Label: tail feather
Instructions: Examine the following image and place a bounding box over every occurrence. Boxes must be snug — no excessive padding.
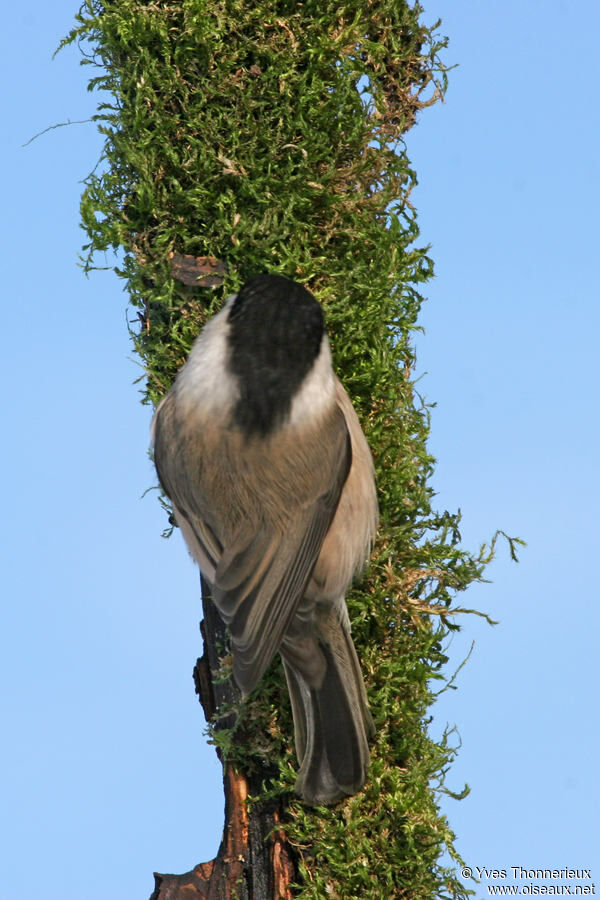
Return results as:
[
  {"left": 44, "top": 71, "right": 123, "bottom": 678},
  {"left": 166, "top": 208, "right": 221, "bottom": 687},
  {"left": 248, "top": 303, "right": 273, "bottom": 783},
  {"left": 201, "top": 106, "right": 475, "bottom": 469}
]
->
[{"left": 281, "top": 606, "right": 373, "bottom": 806}]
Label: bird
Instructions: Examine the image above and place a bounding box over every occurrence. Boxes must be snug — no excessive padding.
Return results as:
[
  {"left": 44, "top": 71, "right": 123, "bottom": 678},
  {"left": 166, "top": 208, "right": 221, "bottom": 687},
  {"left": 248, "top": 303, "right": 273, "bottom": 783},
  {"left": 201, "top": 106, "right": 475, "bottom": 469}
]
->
[{"left": 151, "top": 273, "right": 378, "bottom": 805}]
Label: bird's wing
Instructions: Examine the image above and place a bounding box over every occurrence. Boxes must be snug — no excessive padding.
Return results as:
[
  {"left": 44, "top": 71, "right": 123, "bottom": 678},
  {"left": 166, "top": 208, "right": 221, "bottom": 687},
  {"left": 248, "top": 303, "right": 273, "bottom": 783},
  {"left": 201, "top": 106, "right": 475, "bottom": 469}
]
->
[
  {"left": 153, "top": 395, "right": 351, "bottom": 696},
  {"left": 213, "top": 419, "right": 351, "bottom": 694}
]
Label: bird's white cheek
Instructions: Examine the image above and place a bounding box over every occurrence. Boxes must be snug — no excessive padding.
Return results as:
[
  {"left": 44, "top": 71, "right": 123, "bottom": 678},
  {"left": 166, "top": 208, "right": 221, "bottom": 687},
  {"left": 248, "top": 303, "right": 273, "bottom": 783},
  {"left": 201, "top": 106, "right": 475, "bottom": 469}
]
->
[
  {"left": 289, "top": 337, "right": 336, "bottom": 427},
  {"left": 175, "top": 309, "right": 239, "bottom": 419}
]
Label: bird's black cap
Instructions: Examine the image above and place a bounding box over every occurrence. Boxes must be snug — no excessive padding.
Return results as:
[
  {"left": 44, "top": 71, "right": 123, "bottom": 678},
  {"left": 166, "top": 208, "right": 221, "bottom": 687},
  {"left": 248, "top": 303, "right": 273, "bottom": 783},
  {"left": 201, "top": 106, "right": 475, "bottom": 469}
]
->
[{"left": 227, "top": 274, "right": 325, "bottom": 436}]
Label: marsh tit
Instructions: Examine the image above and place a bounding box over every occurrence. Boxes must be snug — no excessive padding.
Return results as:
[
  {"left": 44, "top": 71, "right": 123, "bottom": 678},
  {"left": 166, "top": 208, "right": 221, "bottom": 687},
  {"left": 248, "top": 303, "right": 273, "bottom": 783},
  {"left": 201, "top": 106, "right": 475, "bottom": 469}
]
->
[{"left": 151, "top": 274, "right": 378, "bottom": 805}]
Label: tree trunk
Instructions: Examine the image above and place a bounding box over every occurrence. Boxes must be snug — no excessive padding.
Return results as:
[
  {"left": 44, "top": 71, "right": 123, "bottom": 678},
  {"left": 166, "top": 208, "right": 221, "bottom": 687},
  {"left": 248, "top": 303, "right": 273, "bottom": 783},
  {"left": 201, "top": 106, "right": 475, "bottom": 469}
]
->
[{"left": 150, "top": 576, "right": 297, "bottom": 900}]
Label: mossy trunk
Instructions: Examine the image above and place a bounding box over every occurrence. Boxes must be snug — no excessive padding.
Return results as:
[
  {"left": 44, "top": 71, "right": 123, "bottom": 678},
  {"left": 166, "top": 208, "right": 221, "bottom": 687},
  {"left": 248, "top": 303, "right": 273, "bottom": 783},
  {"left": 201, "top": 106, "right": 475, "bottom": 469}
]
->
[{"left": 64, "top": 2, "right": 512, "bottom": 896}]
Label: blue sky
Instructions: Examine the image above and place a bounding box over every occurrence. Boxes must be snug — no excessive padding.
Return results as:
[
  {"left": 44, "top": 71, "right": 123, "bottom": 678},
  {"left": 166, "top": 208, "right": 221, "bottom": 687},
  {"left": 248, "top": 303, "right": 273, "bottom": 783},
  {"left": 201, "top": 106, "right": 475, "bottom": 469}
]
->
[{"left": 2, "top": 2, "right": 598, "bottom": 898}]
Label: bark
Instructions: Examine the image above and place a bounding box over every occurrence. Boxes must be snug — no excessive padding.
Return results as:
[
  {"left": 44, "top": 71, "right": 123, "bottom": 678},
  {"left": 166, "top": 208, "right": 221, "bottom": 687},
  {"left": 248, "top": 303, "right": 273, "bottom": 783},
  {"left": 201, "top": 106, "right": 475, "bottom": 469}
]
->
[{"left": 150, "top": 576, "right": 298, "bottom": 900}]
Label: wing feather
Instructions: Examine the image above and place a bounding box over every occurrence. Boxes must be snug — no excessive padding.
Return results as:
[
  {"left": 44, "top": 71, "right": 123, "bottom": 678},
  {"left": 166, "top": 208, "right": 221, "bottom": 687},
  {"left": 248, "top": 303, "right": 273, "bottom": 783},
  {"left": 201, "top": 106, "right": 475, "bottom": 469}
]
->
[{"left": 215, "top": 412, "right": 351, "bottom": 694}]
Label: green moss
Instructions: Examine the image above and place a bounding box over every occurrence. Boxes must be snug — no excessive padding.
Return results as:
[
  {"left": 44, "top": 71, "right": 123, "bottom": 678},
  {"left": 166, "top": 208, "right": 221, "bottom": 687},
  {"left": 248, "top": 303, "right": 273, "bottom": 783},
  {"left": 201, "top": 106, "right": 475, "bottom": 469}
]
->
[{"left": 64, "top": 2, "right": 520, "bottom": 896}]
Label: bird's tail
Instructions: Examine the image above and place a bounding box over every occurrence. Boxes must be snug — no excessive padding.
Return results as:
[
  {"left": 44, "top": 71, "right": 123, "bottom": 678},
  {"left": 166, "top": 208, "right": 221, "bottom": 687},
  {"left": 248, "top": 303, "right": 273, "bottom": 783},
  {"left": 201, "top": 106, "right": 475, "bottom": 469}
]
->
[{"left": 281, "top": 605, "right": 374, "bottom": 806}]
